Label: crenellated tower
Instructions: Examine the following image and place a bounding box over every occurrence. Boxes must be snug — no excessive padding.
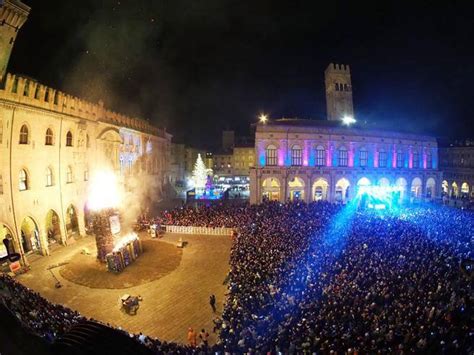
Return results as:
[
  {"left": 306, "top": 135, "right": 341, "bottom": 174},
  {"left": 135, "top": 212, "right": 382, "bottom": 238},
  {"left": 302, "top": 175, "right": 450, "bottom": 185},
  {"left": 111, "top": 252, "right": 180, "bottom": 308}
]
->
[
  {"left": 325, "top": 63, "right": 354, "bottom": 121},
  {"left": 0, "top": 0, "right": 30, "bottom": 81}
]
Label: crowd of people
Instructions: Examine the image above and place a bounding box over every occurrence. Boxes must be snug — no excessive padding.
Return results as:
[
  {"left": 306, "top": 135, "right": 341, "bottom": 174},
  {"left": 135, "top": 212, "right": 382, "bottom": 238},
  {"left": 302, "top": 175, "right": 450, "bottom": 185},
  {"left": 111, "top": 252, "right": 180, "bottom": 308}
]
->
[{"left": 1, "top": 201, "right": 472, "bottom": 353}]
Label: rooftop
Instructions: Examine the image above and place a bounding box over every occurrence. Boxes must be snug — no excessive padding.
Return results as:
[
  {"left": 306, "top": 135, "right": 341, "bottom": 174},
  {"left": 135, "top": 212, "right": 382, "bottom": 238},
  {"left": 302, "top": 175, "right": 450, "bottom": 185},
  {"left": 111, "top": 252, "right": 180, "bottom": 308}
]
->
[{"left": 257, "top": 118, "right": 437, "bottom": 141}]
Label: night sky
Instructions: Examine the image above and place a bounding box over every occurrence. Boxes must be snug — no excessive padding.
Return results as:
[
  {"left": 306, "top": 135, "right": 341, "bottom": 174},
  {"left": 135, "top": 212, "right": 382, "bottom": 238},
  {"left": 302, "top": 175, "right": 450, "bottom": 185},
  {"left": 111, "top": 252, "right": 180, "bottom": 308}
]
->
[{"left": 9, "top": 0, "right": 474, "bottom": 148}]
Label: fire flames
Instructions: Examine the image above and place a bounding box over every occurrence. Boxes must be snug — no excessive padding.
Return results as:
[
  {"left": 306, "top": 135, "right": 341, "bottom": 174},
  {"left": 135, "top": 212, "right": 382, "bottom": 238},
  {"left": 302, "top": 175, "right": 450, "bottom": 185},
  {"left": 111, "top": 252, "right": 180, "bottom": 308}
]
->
[
  {"left": 113, "top": 232, "right": 139, "bottom": 252},
  {"left": 87, "top": 170, "right": 121, "bottom": 211}
]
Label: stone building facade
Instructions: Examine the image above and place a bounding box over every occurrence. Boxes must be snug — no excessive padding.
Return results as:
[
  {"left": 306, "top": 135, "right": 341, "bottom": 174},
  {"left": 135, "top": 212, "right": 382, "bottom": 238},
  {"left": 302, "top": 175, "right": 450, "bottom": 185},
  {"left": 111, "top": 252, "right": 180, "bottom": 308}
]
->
[
  {"left": 439, "top": 142, "right": 474, "bottom": 199},
  {"left": 250, "top": 63, "right": 441, "bottom": 204},
  {"left": 0, "top": 0, "right": 172, "bottom": 263},
  {"left": 232, "top": 146, "right": 256, "bottom": 176},
  {"left": 0, "top": 74, "right": 171, "bottom": 262},
  {"left": 250, "top": 119, "right": 441, "bottom": 204}
]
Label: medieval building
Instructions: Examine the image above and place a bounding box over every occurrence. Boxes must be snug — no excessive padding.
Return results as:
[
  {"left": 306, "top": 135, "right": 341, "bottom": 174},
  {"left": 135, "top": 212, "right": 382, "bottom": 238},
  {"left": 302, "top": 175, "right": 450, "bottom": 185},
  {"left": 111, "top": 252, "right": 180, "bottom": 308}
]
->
[{"left": 0, "top": 0, "right": 171, "bottom": 263}]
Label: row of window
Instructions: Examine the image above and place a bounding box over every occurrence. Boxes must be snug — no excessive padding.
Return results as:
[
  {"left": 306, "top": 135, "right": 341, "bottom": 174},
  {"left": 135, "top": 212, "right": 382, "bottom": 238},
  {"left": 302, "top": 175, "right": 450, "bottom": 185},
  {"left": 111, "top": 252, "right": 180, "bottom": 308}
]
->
[
  {"left": 335, "top": 83, "right": 351, "bottom": 92},
  {"left": 18, "top": 166, "right": 89, "bottom": 191},
  {"left": 265, "top": 145, "right": 434, "bottom": 168},
  {"left": 18, "top": 124, "right": 89, "bottom": 147}
]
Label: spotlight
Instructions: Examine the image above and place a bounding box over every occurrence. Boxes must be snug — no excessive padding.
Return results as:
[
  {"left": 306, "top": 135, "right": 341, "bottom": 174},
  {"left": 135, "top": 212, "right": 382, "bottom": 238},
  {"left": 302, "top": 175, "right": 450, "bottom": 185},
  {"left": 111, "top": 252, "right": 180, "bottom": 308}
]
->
[
  {"left": 342, "top": 115, "right": 356, "bottom": 126},
  {"left": 259, "top": 114, "right": 268, "bottom": 124}
]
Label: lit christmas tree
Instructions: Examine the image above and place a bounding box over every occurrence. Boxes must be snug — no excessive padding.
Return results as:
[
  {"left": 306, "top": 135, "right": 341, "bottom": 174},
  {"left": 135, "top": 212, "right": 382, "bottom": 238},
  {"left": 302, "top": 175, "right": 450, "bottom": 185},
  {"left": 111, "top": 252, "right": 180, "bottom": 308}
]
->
[{"left": 192, "top": 153, "right": 207, "bottom": 190}]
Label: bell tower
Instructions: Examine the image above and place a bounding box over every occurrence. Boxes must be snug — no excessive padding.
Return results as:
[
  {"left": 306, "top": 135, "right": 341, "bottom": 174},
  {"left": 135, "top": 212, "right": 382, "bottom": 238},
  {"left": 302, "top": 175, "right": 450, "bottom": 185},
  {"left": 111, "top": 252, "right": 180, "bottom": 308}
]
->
[
  {"left": 0, "top": 0, "right": 30, "bottom": 81},
  {"left": 325, "top": 63, "right": 354, "bottom": 121}
]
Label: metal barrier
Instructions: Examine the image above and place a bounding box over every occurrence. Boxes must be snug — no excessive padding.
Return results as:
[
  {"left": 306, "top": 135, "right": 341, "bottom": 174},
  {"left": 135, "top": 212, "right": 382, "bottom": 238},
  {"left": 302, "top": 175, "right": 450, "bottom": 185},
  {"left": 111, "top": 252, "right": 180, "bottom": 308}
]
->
[{"left": 163, "top": 225, "right": 234, "bottom": 236}]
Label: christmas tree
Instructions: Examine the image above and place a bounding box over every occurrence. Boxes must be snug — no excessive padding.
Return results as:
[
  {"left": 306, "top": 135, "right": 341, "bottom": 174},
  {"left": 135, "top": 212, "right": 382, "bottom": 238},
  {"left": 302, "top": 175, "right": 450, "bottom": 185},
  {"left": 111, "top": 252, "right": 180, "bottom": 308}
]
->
[{"left": 192, "top": 153, "right": 207, "bottom": 190}]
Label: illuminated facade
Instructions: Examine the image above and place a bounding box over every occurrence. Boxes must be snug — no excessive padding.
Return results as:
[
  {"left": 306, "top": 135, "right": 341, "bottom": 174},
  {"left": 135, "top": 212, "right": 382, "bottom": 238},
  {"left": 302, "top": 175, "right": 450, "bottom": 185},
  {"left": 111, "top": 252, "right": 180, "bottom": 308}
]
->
[
  {"left": 439, "top": 142, "right": 474, "bottom": 199},
  {"left": 232, "top": 146, "right": 255, "bottom": 176},
  {"left": 0, "top": 0, "right": 171, "bottom": 262},
  {"left": 249, "top": 119, "right": 441, "bottom": 204}
]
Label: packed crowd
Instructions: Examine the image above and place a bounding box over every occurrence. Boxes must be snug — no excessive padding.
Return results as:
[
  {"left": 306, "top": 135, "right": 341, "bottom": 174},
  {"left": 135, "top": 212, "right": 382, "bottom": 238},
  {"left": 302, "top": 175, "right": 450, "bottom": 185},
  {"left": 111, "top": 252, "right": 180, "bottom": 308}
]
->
[
  {"left": 1, "top": 201, "right": 473, "bottom": 354},
  {"left": 163, "top": 201, "right": 473, "bottom": 353}
]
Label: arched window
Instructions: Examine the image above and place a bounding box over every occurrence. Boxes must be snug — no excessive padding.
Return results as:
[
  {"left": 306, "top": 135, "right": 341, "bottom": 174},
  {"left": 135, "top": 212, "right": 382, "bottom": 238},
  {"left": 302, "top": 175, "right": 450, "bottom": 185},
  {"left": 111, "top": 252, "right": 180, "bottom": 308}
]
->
[
  {"left": 45, "top": 128, "right": 53, "bottom": 145},
  {"left": 338, "top": 146, "right": 348, "bottom": 167},
  {"left": 378, "top": 149, "right": 387, "bottom": 168},
  {"left": 19, "top": 169, "right": 28, "bottom": 191},
  {"left": 291, "top": 145, "right": 302, "bottom": 166},
  {"left": 265, "top": 145, "right": 277, "bottom": 166},
  {"left": 315, "top": 145, "right": 326, "bottom": 166},
  {"left": 0, "top": 174, "right": 3, "bottom": 195},
  {"left": 396, "top": 149, "right": 404, "bottom": 168},
  {"left": 46, "top": 167, "right": 53, "bottom": 187},
  {"left": 359, "top": 147, "right": 368, "bottom": 167},
  {"left": 86, "top": 134, "right": 90, "bottom": 148},
  {"left": 413, "top": 150, "right": 420, "bottom": 168},
  {"left": 66, "top": 166, "right": 73, "bottom": 183},
  {"left": 66, "top": 131, "right": 73, "bottom": 147},
  {"left": 0, "top": 118, "right": 3, "bottom": 144},
  {"left": 335, "top": 83, "right": 339, "bottom": 91},
  {"left": 19, "top": 124, "right": 29, "bottom": 144},
  {"left": 84, "top": 166, "right": 89, "bottom": 181}
]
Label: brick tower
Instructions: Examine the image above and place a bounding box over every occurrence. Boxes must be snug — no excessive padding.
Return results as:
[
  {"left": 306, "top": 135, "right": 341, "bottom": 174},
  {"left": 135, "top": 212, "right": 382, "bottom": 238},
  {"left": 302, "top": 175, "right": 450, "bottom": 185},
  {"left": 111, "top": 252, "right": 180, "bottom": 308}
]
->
[
  {"left": 0, "top": 0, "right": 30, "bottom": 81},
  {"left": 325, "top": 63, "right": 354, "bottom": 121}
]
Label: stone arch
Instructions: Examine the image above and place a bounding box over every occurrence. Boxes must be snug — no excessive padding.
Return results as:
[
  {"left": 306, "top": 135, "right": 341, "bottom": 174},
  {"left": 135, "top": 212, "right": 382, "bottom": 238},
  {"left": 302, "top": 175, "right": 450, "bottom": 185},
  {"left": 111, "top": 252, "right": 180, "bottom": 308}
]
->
[
  {"left": 288, "top": 176, "right": 305, "bottom": 201},
  {"left": 65, "top": 204, "right": 79, "bottom": 238},
  {"left": 395, "top": 177, "right": 408, "bottom": 202},
  {"left": 451, "top": 182, "right": 459, "bottom": 198},
  {"left": 378, "top": 177, "right": 390, "bottom": 187},
  {"left": 96, "top": 127, "right": 122, "bottom": 142},
  {"left": 45, "top": 209, "right": 62, "bottom": 245},
  {"left": 410, "top": 177, "right": 423, "bottom": 198},
  {"left": 442, "top": 180, "right": 449, "bottom": 195},
  {"left": 262, "top": 177, "right": 281, "bottom": 201},
  {"left": 426, "top": 177, "right": 436, "bottom": 198},
  {"left": 312, "top": 178, "right": 329, "bottom": 201},
  {"left": 20, "top": 216, "right": 41, "bottom": 254},
  {"left": 357, "top": 177, "right": 371, "bottom": 186},
  {"left": 335, "top": 177, "right": 350, "bottom": 202},
  {"left": 0, "top": 223, "right": 15, "bottom": 258},
  {"left": 97, "top": 128, "right": 122, "bottom": 171}
]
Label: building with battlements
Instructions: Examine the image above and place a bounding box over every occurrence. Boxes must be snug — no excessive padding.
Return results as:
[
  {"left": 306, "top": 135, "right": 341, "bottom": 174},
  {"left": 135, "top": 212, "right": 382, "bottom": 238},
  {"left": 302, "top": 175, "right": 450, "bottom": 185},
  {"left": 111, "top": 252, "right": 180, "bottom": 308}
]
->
[
  {"left": 249, "top": 64, "right": 441, "bottom": 204},
  {"left": 0, "top": 0, "right": 172, "bottom": 263}
]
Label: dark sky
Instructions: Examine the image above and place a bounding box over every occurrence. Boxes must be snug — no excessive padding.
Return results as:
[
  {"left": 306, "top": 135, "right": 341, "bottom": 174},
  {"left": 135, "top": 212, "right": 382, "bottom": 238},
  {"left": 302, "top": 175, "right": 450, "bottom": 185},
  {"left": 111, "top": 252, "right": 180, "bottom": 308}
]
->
[{"left": 9, "top": 0, "right": 474, "bottom": 149}]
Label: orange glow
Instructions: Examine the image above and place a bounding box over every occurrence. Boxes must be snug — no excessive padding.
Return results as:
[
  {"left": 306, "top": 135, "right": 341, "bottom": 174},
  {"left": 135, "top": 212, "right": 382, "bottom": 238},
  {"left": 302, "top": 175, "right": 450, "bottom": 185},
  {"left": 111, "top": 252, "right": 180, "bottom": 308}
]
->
[{"left": 87, "top": 170, "right": 121, "bottom": 211}]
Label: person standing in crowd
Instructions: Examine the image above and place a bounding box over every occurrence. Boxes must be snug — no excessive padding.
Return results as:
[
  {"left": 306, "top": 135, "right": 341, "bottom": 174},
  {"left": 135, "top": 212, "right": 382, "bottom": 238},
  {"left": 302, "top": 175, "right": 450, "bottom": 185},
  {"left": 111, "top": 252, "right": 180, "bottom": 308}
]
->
[
  {"left": 187, "top": 327, "right": 196, "bottom": 347},
  {"left": 209, "top": 294, "right": 216, "bottom": 313},
  {"left": 199, "top": 328, "right": 209, "bottom": 347}
]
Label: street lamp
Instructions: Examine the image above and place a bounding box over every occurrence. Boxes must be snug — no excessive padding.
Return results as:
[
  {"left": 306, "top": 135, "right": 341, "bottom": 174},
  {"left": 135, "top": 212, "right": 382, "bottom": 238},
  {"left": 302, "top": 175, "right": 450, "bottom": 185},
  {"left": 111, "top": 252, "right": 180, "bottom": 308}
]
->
[
  {"left": 342, "top": 115, "right": 356, "bottom": 126},
  {"left": 259, "top": 114, "right": 268, "bottom": 124}
]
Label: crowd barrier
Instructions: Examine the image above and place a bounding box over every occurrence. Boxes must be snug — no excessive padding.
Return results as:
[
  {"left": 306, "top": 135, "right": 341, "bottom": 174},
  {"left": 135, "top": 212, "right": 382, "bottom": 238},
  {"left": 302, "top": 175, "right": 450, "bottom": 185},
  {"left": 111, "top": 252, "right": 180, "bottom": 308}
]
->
[{"left": 163, "top": 225, "right": 234, "bottom": 236}]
